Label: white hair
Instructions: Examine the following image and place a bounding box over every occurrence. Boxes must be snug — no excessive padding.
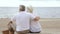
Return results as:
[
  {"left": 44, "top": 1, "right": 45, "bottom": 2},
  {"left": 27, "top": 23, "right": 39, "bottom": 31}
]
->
[{"left": 27, "top": 6, "right": 33, "bottom": 13}]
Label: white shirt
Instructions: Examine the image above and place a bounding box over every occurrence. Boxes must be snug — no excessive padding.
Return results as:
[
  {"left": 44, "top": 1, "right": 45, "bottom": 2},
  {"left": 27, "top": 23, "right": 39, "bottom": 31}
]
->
[
  {"left": 30, "top": 15, "right": 42, "bottom": 32},
  {"left": 11, "top": 11, "right": 35, "bottom": 31},
  {"left": 30, "top": 21, "right": 42, "bottom": 32}
]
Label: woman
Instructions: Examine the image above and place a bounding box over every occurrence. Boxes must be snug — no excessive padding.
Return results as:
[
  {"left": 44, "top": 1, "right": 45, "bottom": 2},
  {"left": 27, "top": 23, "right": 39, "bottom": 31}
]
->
[{"left": 27, "top": 6, "right": 42, "bottom": 33}]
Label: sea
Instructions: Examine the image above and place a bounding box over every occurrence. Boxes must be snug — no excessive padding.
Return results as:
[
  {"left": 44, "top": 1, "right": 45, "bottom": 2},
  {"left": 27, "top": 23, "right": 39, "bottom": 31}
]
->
[{"left": 0, "top": 7, "right": 60, "bottom": 18}]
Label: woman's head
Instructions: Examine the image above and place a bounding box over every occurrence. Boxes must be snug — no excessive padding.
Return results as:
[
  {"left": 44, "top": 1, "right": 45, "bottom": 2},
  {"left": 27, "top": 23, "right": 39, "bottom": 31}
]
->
[{"left": 27, "top": 6, "right": 33, "bottom": 13}]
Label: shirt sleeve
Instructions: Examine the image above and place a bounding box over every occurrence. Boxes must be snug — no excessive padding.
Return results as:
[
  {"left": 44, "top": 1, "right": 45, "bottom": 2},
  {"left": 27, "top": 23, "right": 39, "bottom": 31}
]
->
[{"left": 30, "top": 13, "right": 36, "bottom": 20}]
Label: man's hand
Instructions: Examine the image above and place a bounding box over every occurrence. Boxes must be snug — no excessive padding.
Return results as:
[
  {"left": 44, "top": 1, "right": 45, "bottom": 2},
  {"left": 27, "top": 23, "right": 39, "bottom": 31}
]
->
[{"left": 34, "top": 16, "right": 40, "bottom": 21}]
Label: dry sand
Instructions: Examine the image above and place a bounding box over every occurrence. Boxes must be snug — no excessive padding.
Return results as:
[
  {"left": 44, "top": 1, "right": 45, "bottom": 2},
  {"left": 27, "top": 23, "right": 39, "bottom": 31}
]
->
[{"left": 0, "top": 18, "right": 60, "bottom": 34}]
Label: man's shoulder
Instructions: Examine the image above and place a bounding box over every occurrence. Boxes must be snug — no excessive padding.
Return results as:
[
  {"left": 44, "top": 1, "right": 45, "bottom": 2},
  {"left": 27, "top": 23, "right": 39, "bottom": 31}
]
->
[{"left": 25, "top": 12, "right": 33, "bottom": 15}]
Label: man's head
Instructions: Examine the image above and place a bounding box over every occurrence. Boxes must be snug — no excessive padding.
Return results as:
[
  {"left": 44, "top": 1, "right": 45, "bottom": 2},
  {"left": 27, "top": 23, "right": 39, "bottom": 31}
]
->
[{"left": 19, "top": 5, "right": 25, "bottom": 11}]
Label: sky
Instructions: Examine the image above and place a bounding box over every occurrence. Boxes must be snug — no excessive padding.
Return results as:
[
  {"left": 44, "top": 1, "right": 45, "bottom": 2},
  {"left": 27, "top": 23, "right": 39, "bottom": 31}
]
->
[{"left": 0, "top": 0, "right": 60, "bottom": 7}]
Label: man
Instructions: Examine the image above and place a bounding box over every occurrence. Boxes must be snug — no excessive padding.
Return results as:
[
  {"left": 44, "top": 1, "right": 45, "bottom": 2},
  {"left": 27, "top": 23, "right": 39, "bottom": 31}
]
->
[{"left": 9, "top": 5, "right": 39, "bottom": 34}]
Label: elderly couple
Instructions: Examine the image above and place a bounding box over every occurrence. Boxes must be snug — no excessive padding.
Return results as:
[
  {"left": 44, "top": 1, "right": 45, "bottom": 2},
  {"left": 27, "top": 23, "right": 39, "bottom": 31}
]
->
[{"left": 8, "top": 5, "right": 41, "bottom": 34}]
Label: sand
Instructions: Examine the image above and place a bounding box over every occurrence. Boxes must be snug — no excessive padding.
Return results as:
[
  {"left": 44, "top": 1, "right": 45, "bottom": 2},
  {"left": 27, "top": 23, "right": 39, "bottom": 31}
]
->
[{"left": 0, "top": 18, "right": 60, "bottom": 34}]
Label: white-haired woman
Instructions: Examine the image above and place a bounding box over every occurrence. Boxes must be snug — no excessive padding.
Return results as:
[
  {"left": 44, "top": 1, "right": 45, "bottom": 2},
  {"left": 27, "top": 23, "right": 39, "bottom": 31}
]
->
[{"left": 27, "top": 6, "right": 42, "bottom": 33}]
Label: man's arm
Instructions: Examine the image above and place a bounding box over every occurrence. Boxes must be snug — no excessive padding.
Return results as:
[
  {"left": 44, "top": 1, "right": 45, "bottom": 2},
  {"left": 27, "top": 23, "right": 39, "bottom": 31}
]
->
[{"left": 30, "top": 13, "right": 40, "bottom": 21}]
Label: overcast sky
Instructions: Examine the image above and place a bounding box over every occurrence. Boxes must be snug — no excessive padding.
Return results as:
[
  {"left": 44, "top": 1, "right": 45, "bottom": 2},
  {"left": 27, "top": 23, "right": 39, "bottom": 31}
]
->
[{"left": 0, "top": 0, "right": 60, "bottom": 7}]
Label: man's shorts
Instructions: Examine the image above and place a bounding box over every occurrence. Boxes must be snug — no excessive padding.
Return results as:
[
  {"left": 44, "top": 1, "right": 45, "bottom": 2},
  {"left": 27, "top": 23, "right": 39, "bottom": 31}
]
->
[{"left": 16, "top": 30, "right": 29, "bottom": 34}]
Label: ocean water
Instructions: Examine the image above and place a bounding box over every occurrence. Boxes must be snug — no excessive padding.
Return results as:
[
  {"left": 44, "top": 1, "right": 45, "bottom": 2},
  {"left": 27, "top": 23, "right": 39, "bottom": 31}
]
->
[
  {"left": 0, "top": 7, "right": 60, "bottom": 18},
  {"left": 0, "top": 7, "right": 18, "bottom": 18}
]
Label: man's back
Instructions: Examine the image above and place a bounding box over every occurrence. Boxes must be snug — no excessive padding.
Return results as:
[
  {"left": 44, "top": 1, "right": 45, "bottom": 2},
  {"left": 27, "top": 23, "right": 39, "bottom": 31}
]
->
[{"left": 13, "top": 12, "right": 33, "bottom": 31}]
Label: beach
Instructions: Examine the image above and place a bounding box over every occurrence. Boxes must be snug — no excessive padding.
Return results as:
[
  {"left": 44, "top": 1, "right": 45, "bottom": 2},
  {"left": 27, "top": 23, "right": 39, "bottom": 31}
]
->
[{"left": 0, "top": 18, "right": 60, "bottom": 34}]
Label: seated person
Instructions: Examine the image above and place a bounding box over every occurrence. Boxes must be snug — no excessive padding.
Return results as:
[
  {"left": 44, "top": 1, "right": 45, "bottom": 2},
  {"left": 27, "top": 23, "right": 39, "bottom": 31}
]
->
[{"left": 27, "top": 6, "right": 42, "bottom": 33}]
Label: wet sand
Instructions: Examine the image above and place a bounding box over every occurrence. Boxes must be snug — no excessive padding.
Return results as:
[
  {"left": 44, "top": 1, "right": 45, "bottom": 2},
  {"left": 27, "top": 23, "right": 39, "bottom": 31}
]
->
[{"left": 0, "top": 18, "right": 60, "bottom": 34}]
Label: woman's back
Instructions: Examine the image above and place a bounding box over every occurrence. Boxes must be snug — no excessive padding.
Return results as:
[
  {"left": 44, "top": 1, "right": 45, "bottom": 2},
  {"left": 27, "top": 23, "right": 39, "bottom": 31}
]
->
[{"left": 30, "top": 19, "right": 42, "bottom": 32}]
